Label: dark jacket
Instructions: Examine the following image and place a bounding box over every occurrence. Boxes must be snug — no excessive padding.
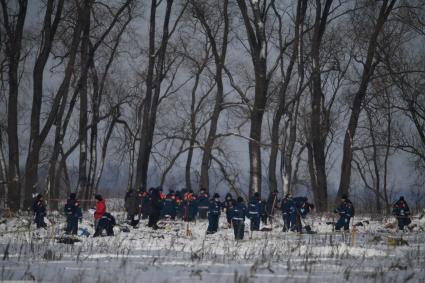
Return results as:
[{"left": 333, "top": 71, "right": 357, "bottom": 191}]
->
[
  {"left": 248, "top": 199, "right": 261, "bottom": 218},
  {"left": 208, "top": 199, "right": 222, "bottom": 216},
  {"left": 125, "top": 190, "right": 140, "bottom": 216},
  {"left": 230, "top": 202, "right": 246, "bottom": 221},
  {"left": 32, "top": 199, "right": 46, "bottom": 216},
  {"left": 392, "top": 199, "right": 410, "bottom": 217},
  {"left": 64, "top": 199, "right": 82, "bottom": 220},
  {"left": 335, "top": 199, "right": 355, "bottom": 218}
]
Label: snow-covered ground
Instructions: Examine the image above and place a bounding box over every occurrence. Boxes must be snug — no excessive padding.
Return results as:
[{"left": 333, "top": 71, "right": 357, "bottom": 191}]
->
[{"left": 1, "top": 211, "right": 425, "bottom": 283}]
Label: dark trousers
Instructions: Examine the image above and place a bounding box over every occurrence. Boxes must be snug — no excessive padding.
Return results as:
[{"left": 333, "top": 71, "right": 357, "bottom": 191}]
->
[
  {"left": 207, "top": 214, "right": 219, "bottom": 233},
  {"left": 66, "top": 217, "right": 78, "bottom": 235},
  {"left": 250, "top": 216, "right": 260, "bottom": 231},
  {"left": 93, "top": 220, "right": 114, "bottom": 237},
  {"left": 127, "top": 214, "right": 140, "bottom": 227},
  {"left": 261, "top": 214, "right": 268, "bottom": 225},
  {"left": 232, "top": 219, "right": 245, "bottom": 240},
  {"left": 226, "top": 212, "right": 232, "bottom": 225},
  {"left": 397, "top": 217, "right": 411, "bottom": 230},
  {"left": 35, "top": 213, "right": 46, "bottom": 229},
  {"left": 335, "top": 216, "right": 351, "bottom": 231},
  {"left": 198, "top": 208, "right": 208, "bottom": 219},
  {"left": 282, "top": 213, "right": 290, "bottom": 231},
  {"left": 148, "top": 213, "right": 160, "bottom": 229}
]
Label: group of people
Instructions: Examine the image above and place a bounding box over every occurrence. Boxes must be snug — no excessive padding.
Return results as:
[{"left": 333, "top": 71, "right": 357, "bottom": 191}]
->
[
  {"left": 31, "top": 188, "right": 413, "bottom": 240},
  {"left": 32, "top": 193, "right": 116, "bottom": 237}
]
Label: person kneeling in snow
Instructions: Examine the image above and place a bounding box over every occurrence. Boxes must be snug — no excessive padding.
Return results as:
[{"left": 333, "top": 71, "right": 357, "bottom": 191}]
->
[
  {"left": 64, "top": 193, "right": 82, "bottom": 235},
  {"left": 334, "top": 195, "right": 354, "bottom": 231},
  {"left": 392, "top": 196, "right": 411, "bottom": 231},
  {"left": 230, "top": 197, "right": 247, "bottom": 240},
  {"left": 206, "top": 193, "right": 222, "bottom": 234},
  {"left": 93, "top": 212, "right": 116, "bottom": 237},
  {"left": 32, "top": 194, "right": 47, "bottom": 229}
]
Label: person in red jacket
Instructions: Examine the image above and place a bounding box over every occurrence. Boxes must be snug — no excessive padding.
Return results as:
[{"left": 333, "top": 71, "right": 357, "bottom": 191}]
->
[{"left": 94, "top": 194, "right": 106, "bottom": 229}]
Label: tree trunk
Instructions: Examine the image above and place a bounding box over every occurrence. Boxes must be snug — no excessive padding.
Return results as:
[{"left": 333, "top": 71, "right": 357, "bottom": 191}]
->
[
  {"left": 336, "top": 0, "right": 396, "bottom": 202},
  {"left": 1, "top": 0, "right": 28, "bottom": 211}
]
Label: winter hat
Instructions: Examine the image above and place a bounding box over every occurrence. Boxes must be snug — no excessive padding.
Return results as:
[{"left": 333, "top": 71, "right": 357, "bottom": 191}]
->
[
  {"left": 95, "top": 194, "right": 102, "bottom": 201},
  {"left": 254, "top": 192, "right": 260, "bottom": 199},
  {"left": 237, "top": 196, "right": 244, "bottom": 203},
  {"left": 341, "top": 194, "right": 348, "bottom": 200},
  {"left": 70, "top": 193, "right": 77, "bottom": 200},
  {"left": 213, "top": 193, "right": 220, "bottom": 199},
  {"left": 399, "top": 196, "right": 405, "bottom": 201}
]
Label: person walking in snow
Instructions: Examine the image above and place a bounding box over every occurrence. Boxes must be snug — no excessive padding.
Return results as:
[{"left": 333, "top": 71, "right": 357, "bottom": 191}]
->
[
  {"left": 206, "top": 193, "right": 222, "bottom": 234},
  {"left": 64, "top": 193, "right": 82, "bottom": 235},
  {"left": 125, "top": 189, "right": 140, "bottom": 227},
  {"left": 248, "top": 192, "right": 261, "bottom": 232},
  {"left": 334, "top": 195, "right": 354, "bottom": 231},
  {"left": 94, "top": 194, "right": 106, "bottom": 230},
  {"left": 392, "top": 196, "right": 411, "bottom": 230},
  {"left": 230, "top": 196, "right": 247, "bottom": 240},
  {"left": 32, "top": 194, "right": 47, "bottom": 229}
]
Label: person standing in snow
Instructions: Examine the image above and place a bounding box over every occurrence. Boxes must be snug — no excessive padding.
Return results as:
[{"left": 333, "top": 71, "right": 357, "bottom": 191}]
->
[
  {"left": 248, "top": 192, "right": 261, "bottom": 232},
  {"left": 64, "top": 193, "right": 82, "bottom": 234},
  {"left": 183, "top": 189, "right": 198, "bottom": 222},
  {"left": 334, "top": 195, "right": 354, "bottom": 231},
  {"left": 392, "top": 196, "right": 411, "bottom": 230},
  {"left": 281, "top": 193, "right": 294, "bottom": 232},
  {"left": 94, "top": 194, "right": 106, "bottom": 230},
  {"left": 197, "top": 188, "right": 210, "bottom": 220},
  {"left": 224, "top": 193, "right": 235, "bottom": 227},
  {"left": 206, "top": 193, "right": 222, "bottom": 234},
  {"left": 230, "top": 196, "right": 247, "bottom": 240},
  {"left": 161, "top": 189, "right": 177, "bottom": 220},
  {"left": 148, "top": 188, "right": 162, "bottom": 230},
  {"left": 32, "top": 194, "right": 47, "bottom": 229},
  {"left": 125, "top": 189, "right": 140, "bottom": 228}
]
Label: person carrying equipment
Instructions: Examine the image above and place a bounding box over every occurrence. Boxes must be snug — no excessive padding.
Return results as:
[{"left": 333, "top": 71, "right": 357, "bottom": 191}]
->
[
  {"left": 64, "top": 193, "right": 82, "bottom": 235},
  {"left": 292, "top": 196, "right": 315, "bottom": 233},
  {"left": 281, "top": 193, "right": 294, "bottom": 232}
]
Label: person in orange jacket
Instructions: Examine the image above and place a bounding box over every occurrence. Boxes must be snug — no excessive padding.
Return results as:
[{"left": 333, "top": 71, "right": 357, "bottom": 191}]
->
[{"left": 94, "top": 194, "right": 106, "bottom": 229}]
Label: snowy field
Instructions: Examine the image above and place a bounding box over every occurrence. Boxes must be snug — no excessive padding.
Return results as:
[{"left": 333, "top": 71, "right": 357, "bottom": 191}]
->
[{"left": 1, "top": 210, "right": 425, "bottom": 283}]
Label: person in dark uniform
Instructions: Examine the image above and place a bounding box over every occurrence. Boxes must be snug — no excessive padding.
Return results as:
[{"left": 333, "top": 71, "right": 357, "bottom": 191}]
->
[
  {"left": 197, "top": 188, "right": 210, "bottom": 220},
  {"left": 148, "top": 188, "right": 162, "bottom": 230},
  {"left": 281, "top": 193, "right": 294, "bottom": 232},
  {"left": 392, "top": 196, "right": 411, "bottom": 230},
  {"left": 162, "top": 190, "right": 177, "bottom": 220},
  {"left": 224, "top": 193, "right": 235, "bottom": 227},
  {"left": 206, "top": 193, "right": 222, "bottom": 234},
  {"left": 230, "top": 197, "right": 246, "bottom": 240},
  {"left": 32, "top": 194, "right": 47, "bottom": 229},
  {"left": 334, "top": 195, "right": 355, "bottom": 231},
  {"left": 93, "top": 212, "right": 116, "bottom": 237},
  {"left": 248, "top": 192, "right": 261, "bottom": 232},
  {"left": 64, "top": 193, "right": 82, "bottom": 234}
]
